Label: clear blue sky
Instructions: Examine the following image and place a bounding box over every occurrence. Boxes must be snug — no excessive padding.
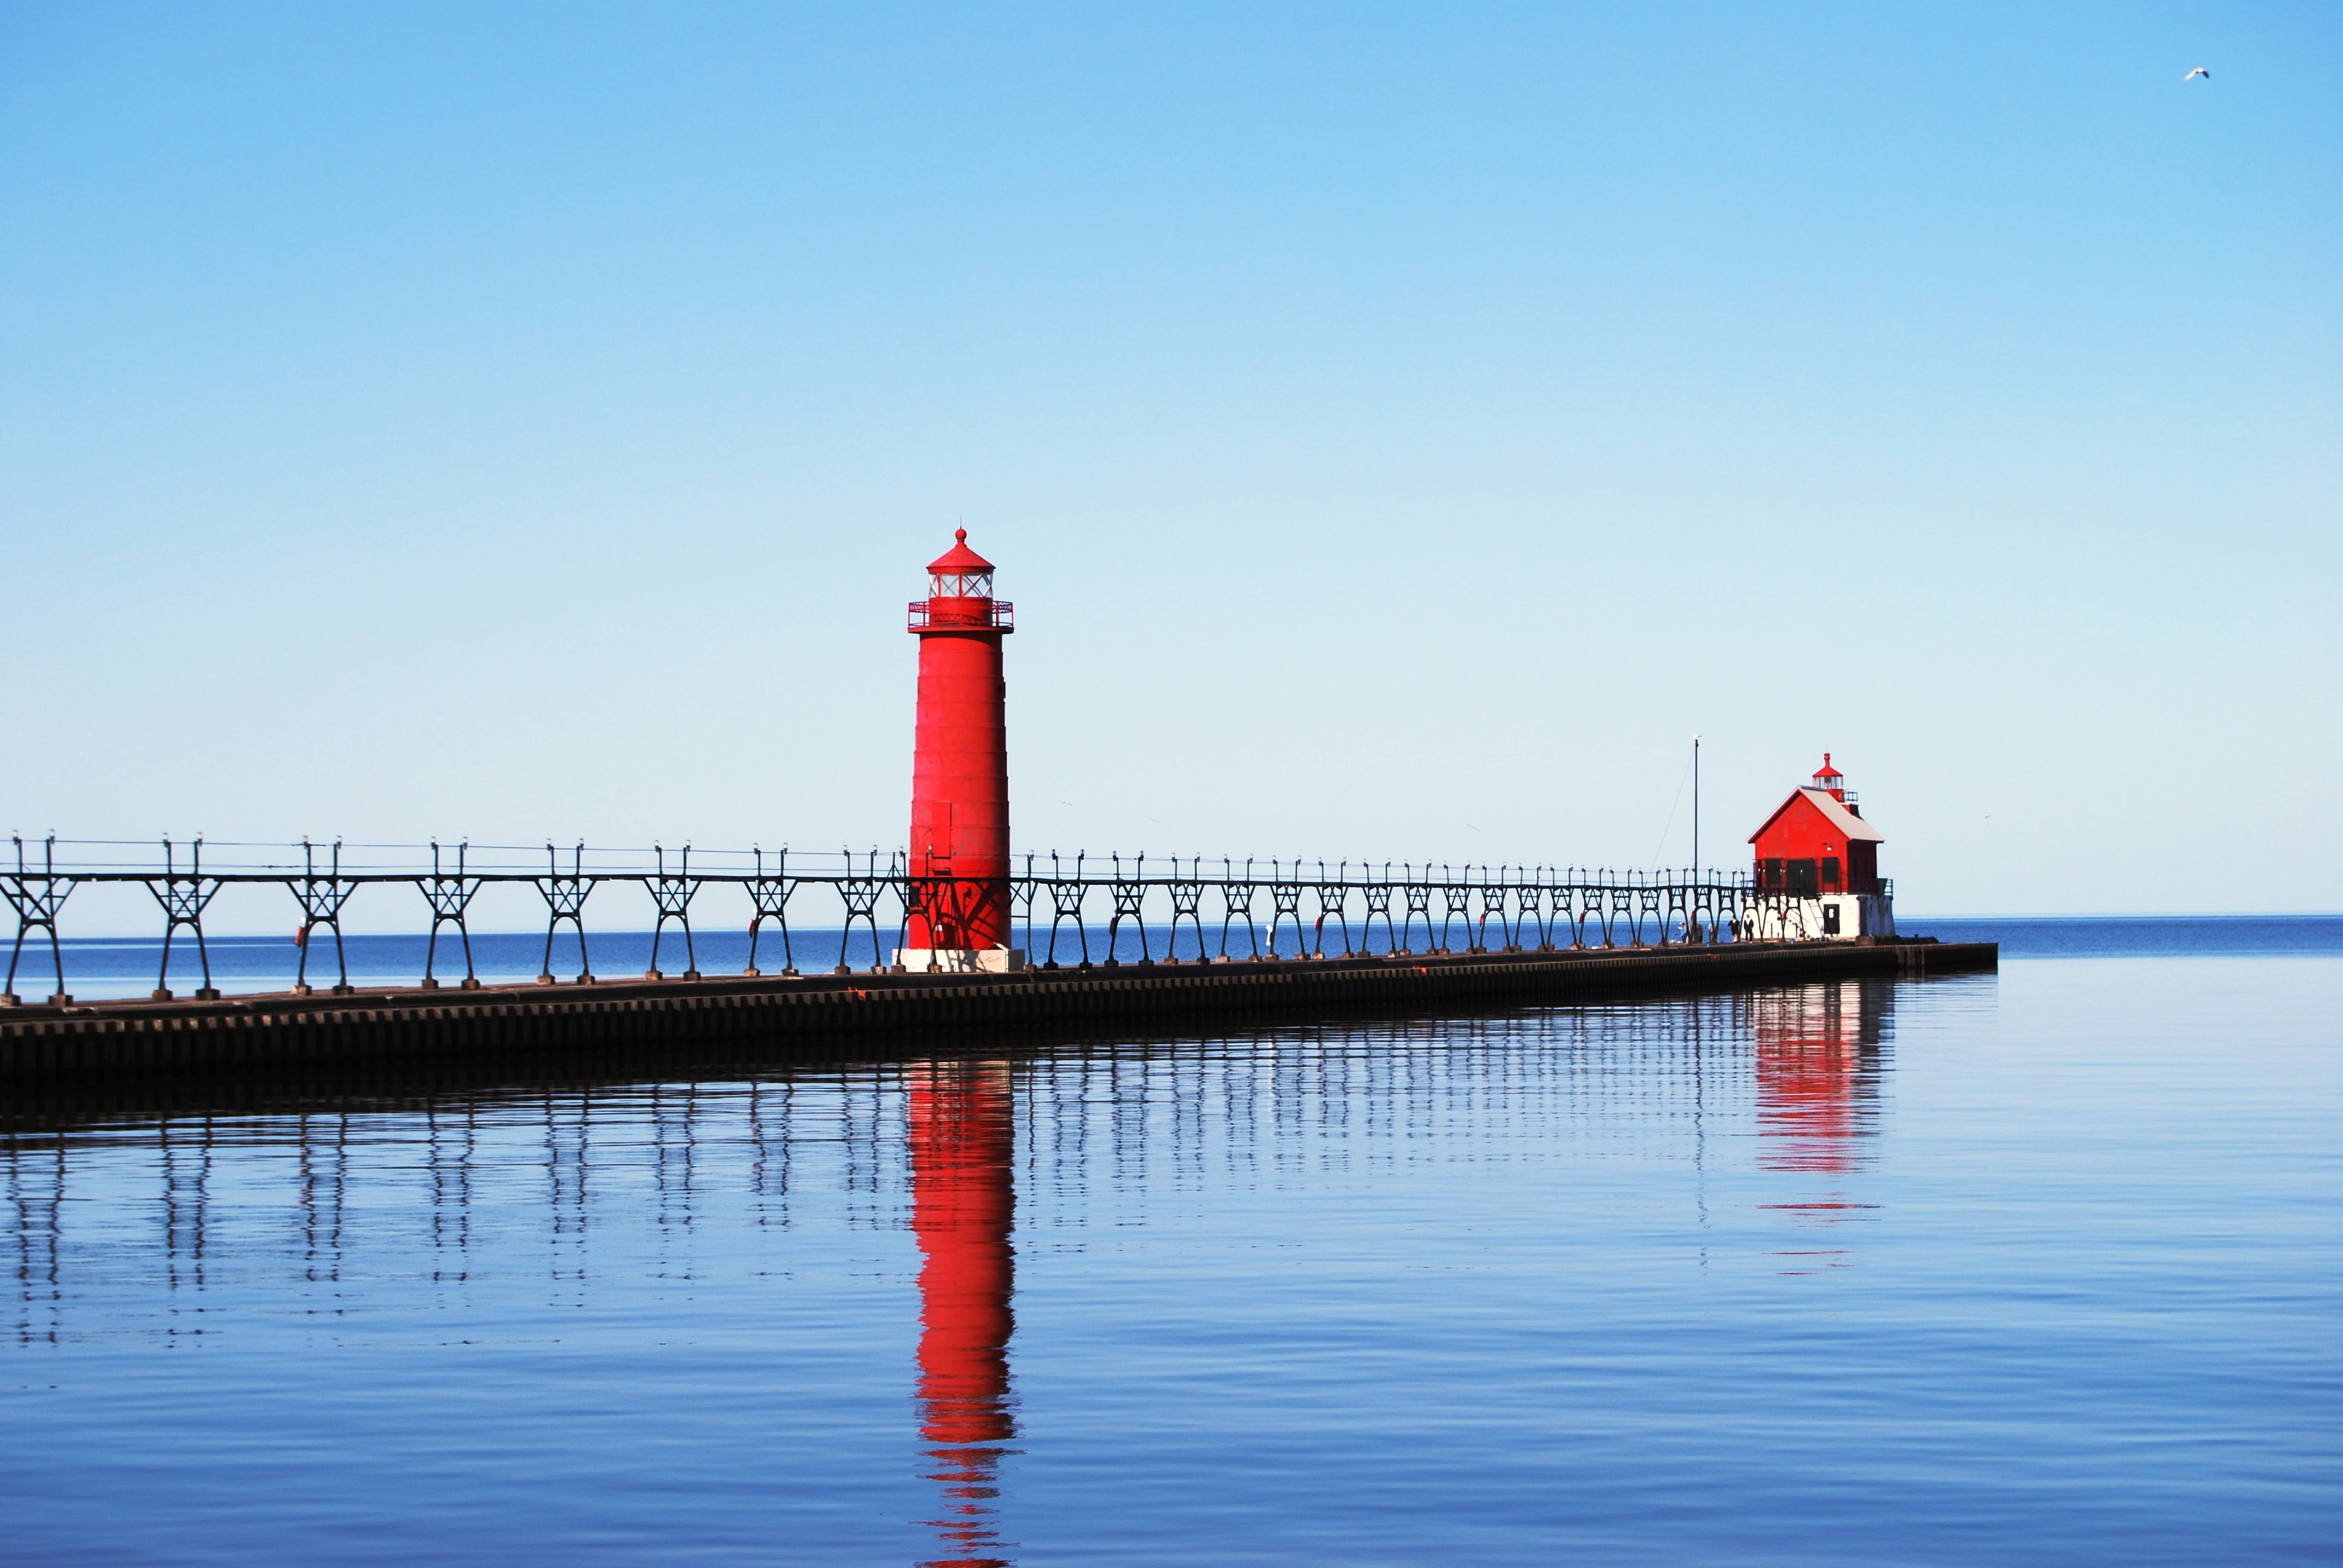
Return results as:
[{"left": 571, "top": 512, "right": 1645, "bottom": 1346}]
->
[{"left": 4, "top": 3, "right": 2336, "bottom": 924}]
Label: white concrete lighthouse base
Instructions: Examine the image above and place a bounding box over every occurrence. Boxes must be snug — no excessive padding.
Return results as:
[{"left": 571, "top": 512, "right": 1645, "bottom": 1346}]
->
[{"left": 894, "top": 946, "right": 1025, "bottom": 975}]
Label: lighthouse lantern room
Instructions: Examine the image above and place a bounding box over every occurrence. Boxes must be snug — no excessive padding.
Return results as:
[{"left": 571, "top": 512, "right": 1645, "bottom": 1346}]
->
[{"left": 1746, "top": 753, "right": 1895, "bottom": 941}]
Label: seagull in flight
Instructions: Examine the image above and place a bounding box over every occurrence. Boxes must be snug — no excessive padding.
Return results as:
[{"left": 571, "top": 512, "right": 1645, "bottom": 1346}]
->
[{"left": 2184, "top": 67, "right": 2210, "bottom": 81}]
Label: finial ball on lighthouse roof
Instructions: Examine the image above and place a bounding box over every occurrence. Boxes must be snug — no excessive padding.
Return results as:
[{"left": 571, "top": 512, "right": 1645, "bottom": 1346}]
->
[{"left": 926, "top": 527, "right": 996, "bottom": 598}]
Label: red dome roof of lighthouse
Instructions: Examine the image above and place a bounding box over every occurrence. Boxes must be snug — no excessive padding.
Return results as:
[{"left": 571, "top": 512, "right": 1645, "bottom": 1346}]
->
[{"left": 926, "top": 528, "right": 995, "bottom": 576}]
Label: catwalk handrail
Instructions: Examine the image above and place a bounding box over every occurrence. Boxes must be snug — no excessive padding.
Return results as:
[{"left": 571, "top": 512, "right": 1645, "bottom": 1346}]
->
[{"left": 3, "top": 836, "right": 1861, "bottom": 1002}]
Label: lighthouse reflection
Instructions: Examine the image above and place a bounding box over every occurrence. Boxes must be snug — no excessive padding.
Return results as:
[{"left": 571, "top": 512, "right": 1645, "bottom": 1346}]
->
[
  {"left": 1752, "top": 979, "right": 1891, "bottom": 1179},
  {"left": 907, "top": 1060, "right": 1019, "bottom": 1568}
]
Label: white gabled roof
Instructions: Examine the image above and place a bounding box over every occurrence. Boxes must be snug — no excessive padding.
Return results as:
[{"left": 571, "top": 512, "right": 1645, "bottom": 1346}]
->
[
  {"left": 1749, "top": 786, "right": 1884, "bottom": 845},
  {"left": 1799, "top": 783, "right": 1874, "bottom": 843},
  {"left": 1807, "top": 788, "right": 1884, "bottom": 843}
]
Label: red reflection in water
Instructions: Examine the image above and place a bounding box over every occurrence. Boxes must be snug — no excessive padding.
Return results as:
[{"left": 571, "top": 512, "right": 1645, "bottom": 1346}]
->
[
  {"left": 909, "top": 1062, "right": 1017, "bottom": 1568},
  {"left": 1754, "top": 981, "right": 1885, "bottom": 1177}
]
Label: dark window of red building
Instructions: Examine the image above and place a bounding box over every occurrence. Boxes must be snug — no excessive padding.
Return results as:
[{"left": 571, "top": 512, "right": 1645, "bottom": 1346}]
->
[
  {"left": 1787, "top": 860, "right": 1818, "bottom": 896},
  {"left": 1823, "top": 857, "right": 1841, "bottom": 888}
]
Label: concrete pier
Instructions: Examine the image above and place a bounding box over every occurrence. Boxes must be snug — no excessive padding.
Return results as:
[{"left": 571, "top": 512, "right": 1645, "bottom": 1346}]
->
[{"left": 0, "top": 938, "right": 1994, "bottom": 1083}]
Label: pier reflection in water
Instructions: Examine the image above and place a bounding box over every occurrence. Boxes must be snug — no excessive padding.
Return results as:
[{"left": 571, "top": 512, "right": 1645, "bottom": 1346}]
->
[{"left": 4, "top": 960, "right": 2335, "bottom": 1565}]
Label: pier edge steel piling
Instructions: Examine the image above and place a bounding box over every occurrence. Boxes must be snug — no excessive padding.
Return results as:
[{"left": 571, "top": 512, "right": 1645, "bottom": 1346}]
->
[{"left": 0, "top": 937, "right": 1996, "bottom": 1083}]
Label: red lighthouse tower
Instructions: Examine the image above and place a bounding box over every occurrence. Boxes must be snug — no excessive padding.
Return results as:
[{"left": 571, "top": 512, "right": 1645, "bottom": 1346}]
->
[{"left": 900, "top": 529, "right": 1022, "bottom": 973}]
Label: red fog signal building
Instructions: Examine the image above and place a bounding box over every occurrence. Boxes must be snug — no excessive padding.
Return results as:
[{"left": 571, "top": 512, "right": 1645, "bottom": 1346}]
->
[{"left": 1747, "top": 754, "right": 1895, "bottom": 941}]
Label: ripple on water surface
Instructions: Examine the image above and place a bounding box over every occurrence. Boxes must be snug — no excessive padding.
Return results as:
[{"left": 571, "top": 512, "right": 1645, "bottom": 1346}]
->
[{"left": 2, "top": 952, "right": 2337, "bottom": 1565}]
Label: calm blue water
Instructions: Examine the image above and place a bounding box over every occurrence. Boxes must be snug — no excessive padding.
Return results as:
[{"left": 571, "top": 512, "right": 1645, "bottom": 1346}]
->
[
  {"left": 3, "top": 927, "right": 2336, "bottom": 1564},
  {"left": 27, "top": 915, "right": 2343, "bottom": 1001},
  {"left": 24, "top": 923, "right": 1394, "bottom": 1001}
]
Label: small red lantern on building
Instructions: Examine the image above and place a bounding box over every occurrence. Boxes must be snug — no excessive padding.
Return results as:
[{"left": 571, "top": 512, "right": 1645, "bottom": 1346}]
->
[
  {"left": 1747, "top": 753, "right": 1895, "bottom": 940},
  {"left": 899, "top": 529, "right": 1023, "bottom": 972}
]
